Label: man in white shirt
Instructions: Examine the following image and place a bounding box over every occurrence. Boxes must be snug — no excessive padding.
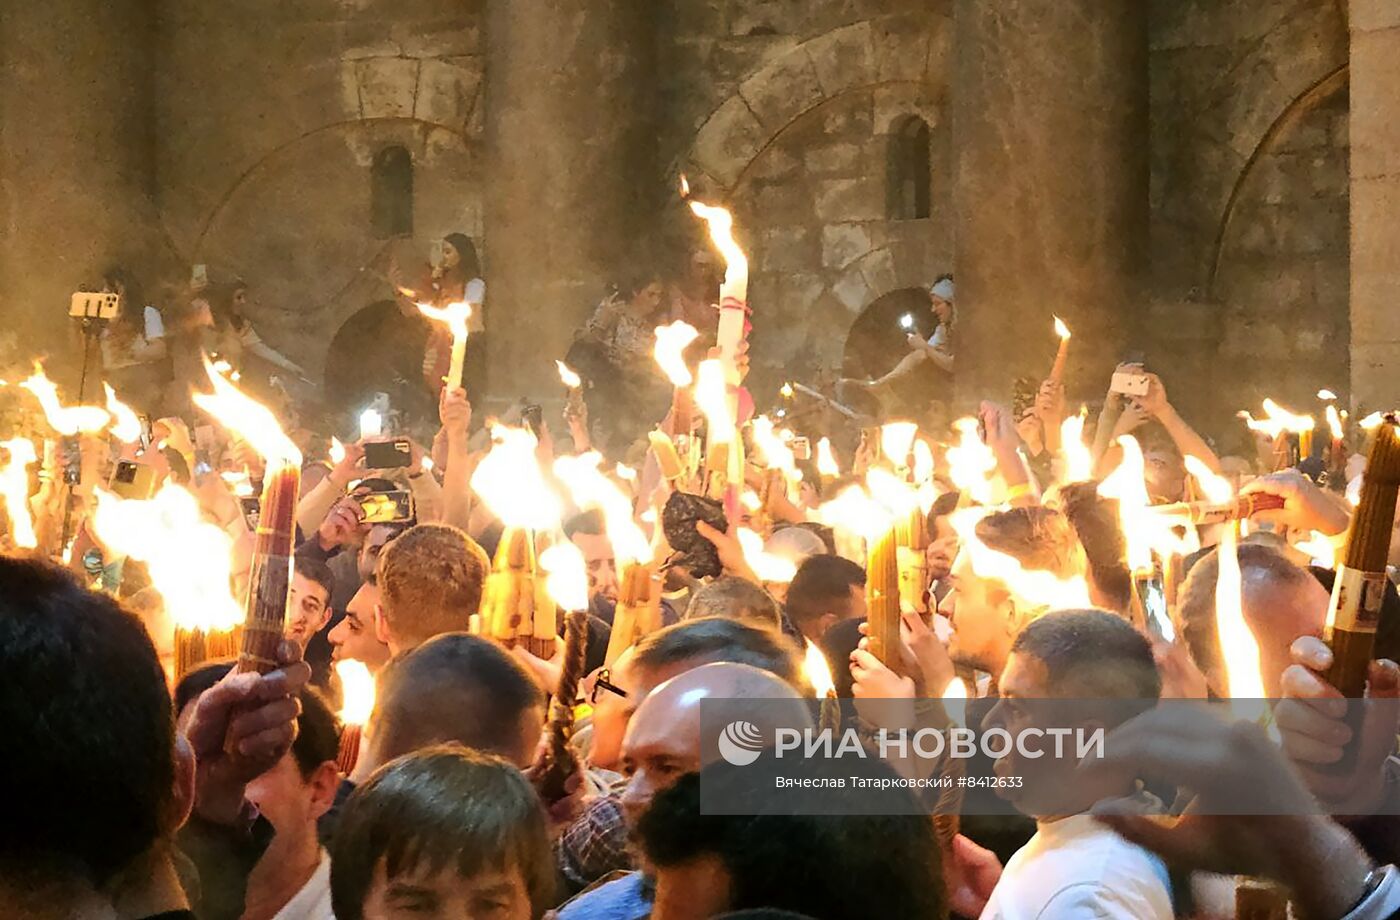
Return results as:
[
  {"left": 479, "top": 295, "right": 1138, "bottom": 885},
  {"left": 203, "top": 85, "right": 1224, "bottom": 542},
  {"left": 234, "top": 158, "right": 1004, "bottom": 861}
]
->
[
  {"left": 979, "top": 609, "right": 1172, "bottom": 919},
  {"left": 242, "top": 688, "right": 342, "bottom": 920}
]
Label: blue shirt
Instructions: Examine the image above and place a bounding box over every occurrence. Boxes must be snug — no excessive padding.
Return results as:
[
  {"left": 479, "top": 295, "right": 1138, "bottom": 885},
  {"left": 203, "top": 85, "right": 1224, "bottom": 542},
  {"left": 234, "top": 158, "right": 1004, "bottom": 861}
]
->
[{"left": 556, "top": 871, "right": 652, "bottom": 920}]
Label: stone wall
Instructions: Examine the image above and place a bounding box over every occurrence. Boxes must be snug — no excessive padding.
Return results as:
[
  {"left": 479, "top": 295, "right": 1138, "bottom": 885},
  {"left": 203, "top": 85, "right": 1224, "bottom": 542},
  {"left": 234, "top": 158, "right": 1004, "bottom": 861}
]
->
[{"left": 153, "top": 0, "right": 483, "bottom": 386}]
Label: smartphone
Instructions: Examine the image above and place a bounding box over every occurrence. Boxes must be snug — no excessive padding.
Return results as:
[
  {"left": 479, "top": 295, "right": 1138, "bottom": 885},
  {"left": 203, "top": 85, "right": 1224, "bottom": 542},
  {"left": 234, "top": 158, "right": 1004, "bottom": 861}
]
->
[
  {"left": 109, "top": 460, "right": 158, "bottom": 500},
  {"left": 791, "top": 437, "right": 812, "bottom": 461},
  {"left": 1110, "top": 372, "right": 1151, "bottom": 398},
  {"left": 362, "top": 438, "right": 412, "bottom": 469},
  {"left": 522, "top": 404, "right": 544, "bottom": 438},
  {"left": 898, "top": 313, "right": 915, "bottom": 331},
  {"left": 69, "top": 291, "right": 120, "bottom": 320},
  {"left": 358, "top": 490, "right": 415, "bottom": 525}
]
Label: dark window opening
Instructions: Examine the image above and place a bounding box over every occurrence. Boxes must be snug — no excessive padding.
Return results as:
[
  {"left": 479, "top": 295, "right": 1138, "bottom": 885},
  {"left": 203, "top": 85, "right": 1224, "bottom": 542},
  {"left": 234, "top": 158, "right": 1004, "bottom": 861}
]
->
[
  {"left": 887, "top": 117, "right": 931, "bottom": 221},
  {"left": 371, "top": 146, "right": 414, "bottom": 239}
]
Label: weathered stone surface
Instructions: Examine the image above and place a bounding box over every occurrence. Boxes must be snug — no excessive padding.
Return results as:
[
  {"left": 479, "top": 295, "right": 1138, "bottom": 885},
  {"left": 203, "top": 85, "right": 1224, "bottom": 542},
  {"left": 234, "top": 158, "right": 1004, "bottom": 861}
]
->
[
  {"left": 356, "top": 57, "right": 420, "bottom": 119},
  {"left": 823, "top": 223, "right": 874, "bottom": 269},
  {"left": 1351, "top": 27, "right": 1400, "bottom": 180},
  {"left": 739, "top": 47, "right": 826, "bottom": 131},
  {"left": 1353, "top": 0, "right": 1400, "bottom": 31},
  {"left": 691, "top": 95, "right": 767, "bottom": 187},
  {"left": 831, "top": 269, "right": 871, "bottom": 313},
  {"left": 872, "top": 15, "right": 931, "bottom": 83},
  {"left": 858, "top": 247, "right": 899, "bottom": 295},
  {"left": 805, "top": 22, "right": 875, "bottom": 96},
  {"left": 805, "top": 142, "right": 862, "bottom": 174},
  {"left": 815, "top": 177, "right": 884, "bottom": 222},
  {"left": 415, "top": 57, "right": 482, "bottom": 128}
]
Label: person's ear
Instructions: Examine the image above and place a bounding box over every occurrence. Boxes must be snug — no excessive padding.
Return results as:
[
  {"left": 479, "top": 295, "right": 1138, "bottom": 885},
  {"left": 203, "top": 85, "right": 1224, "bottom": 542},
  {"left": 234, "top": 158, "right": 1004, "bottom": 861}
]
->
[
  {"left": 166, "top": 733, "right": 197, "bottom": 833},
  {"left": 374, "top": 603, "right": 390, "bottom": 645},
  {"left": 308, "top": 761, "right": 341, "bottom": 819},
  {"left": 817, "top": 612, "right": 838, "bottom": 638}
]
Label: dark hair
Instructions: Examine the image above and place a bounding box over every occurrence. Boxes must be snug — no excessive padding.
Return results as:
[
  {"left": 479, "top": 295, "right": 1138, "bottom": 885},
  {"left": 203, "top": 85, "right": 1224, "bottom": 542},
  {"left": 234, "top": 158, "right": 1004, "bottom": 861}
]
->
[
  {"left": 293, "top": 687, "right": 342, "bottom": 780},
  {"left": 370, "top": 633, "right": 545, "bottom": 767},
  {"left": 377, "top": 524, "right": 490, "bottom": 648},
  {"left": 685, "top": 576, "right": 782, "bottom": 628},
  {"left": 1011, "top": 609, "right": 1161, "bottom": 704},
  {"left": 174, "top": 660, "right": 235, "bottom": 716},
  {"left": 1058, "top": 482, "right": 1133, "bottom": 618},
  {"left": 442, "top": 233, "right": 482, "bottom": 279},
  {"left": 330, "top": 745, "right": 554, "bottom": 920},
  {"left": 294, "top": 554, "right": 336, "bottom": 605},
  {"left": 631, "top": 616, "right": 803, "bottom": 688},
  {"left": 784, "top": 556, "right": 865, "bottom": 630},
  {"left": 0, "top": 558, "right": 174, "bottom": 884},
  {"left": 927, "top": 490, "right": 961, "bottom": 522},
  {"left": 637, "top": 766, "right": 945, "bottom": 920},
  {"left": 563, "top": 509, "right": 606, "bottom": 540}
]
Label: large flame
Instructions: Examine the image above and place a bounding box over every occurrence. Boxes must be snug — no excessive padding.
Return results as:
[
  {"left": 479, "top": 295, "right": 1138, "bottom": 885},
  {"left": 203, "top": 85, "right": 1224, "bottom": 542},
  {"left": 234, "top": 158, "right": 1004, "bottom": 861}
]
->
[
  {"left": 92, "top": 483, "right": 241, "bottom": 630},
  {"left": 816, "top": 437, "right": 840, "bottom": 478},
  {"left": 946, "top": 417, "right": 996, "bottom": 506},
  {"left": 737, "top": 528, "right": 798, "bottom": 583},
  {"left": 695, "top": 358, "right": 734, "bottom": 443},
  {"left": 818, "top": 482, "right": 894, "bottom": 542},
  {"left": 103, "top": 384, "right": 143, "bottom": 444},
  {"left": 553, "top": 451, "right": 650, "bottom": 565},
  {"left": 1317, "top": 389, "right": 1338, "bottom": 401},
  {"left": 540, "top": 541, "right": 590, "bottom": 612},
  {"left": 417, "top": 300, "right": 472, "bottom": 341},
  {"left": 1184, "top": 454, "right": 1233, "bottom": 505},
  {"left": 335, "top": 659, "right": 376, "bottom": 727},
  {"left": 1053, "top": 316, "right": 1072, "bottom": 341},
  {"left": 1325, "top": 405, "right": 1345, "bottom": 442},
  {"left": 470, "top": 424, "right": 562, "bottom": 531},
  {"left": 751, "top": 415, "right": 796, "bottom": 476},
  {"left": 687, "top": 200, "right": 749, "bottom": 301},
  {"left": 1295, "top": 530, "right": 1338, "bottom": 569},
  {"left": 193, "top": 357, "right": 301, "bottom": 467},
  {"left": 329, "top": 436, "right": 346, "bottom": 465},
  {"left": 1059, "top": 410, "right": 1093, "bottom": 484},
  {"left": 1239, "top": 398, "right": 1315, "bottom": 439},
  {"left": 1359, "top": 411, "right": 1385, "bottom": 431},
  {"left": 556, "top": 360, "right": 582, "bottom": 390},
  {"left": 949, "top": 507, "right": 1093, "bottom": 611},
  {"left": 1214, "top": 525, "right": 1265, "bottom": 699},
  {"left": 1098, "top": 436, "right": 1156, "bottom": 572},
  {"left": 803, "top": 640, "right": 836, "bottom": 697},
  {"left": 913, "top": 439, "right": 935, "bottom": 487},
  {"left": 20, "top": 363, "right": 110, "bottom": 436},
  {"left": 0, "top": 438, "right": 38, "bottom": 549},
  {"left": 880, "top": 422, "right": 919, "bottom": 467},
  {"left": 653, "top": 321, "right": 700, "bottom": 387}
]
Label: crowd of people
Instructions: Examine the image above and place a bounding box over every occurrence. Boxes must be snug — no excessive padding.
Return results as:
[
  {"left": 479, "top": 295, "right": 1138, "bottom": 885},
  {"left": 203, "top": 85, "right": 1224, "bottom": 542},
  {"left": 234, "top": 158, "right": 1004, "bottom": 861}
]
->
[{"left": 2, "top": 241, "right": 1400, "bottom": 920}]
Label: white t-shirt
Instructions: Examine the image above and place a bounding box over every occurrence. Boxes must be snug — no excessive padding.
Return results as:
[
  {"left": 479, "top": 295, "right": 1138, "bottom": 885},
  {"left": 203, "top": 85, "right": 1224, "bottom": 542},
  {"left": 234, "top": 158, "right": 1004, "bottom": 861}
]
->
[
  {"left": 980, "top": 814, "right": 1172, "bottom": 920},
  {"left": 273, "top": 850, "right": 334, "bottom": 920}
]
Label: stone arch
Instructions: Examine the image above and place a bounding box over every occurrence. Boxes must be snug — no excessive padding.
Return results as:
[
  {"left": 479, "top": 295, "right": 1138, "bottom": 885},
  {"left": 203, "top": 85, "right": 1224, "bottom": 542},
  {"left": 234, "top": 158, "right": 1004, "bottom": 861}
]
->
[
  {"left": 682, "top": 16, "right": 951, "bottom": 192},
  {"left": 322, "top": 299, "right": 435, "bottom": 422}
]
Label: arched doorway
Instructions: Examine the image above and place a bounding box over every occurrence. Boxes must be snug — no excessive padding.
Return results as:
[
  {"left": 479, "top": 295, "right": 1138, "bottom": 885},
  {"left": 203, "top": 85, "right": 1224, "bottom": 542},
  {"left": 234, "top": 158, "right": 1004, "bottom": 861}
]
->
[
  {"left": 322, "top": 300, "right": 434, "bottom": 425},
  {"left": 841, "top": 287, "right": 949, "bottom": 417}
]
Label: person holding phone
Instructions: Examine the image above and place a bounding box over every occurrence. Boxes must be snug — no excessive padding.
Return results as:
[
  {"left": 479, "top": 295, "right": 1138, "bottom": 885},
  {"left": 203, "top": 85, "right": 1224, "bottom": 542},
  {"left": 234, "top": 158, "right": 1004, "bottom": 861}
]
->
[
  {"left": 98, "top": 268, "right": 169, "bottom": 415},
  {"left": 393, "top": 233, "right": 486, "bottom": 395},
  {"left": 847, "top": 274, "right": 956, "bottom": 406}
]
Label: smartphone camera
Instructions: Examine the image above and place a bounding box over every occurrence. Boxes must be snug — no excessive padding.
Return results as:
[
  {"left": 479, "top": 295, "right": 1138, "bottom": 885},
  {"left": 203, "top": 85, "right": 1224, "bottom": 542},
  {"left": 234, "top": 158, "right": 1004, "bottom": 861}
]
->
[
  {"left": 362, "top": 438, "right": 413, "bottom": 470},
  {"left": 358, "top": 490, "right": 415, "bottom": 525}
]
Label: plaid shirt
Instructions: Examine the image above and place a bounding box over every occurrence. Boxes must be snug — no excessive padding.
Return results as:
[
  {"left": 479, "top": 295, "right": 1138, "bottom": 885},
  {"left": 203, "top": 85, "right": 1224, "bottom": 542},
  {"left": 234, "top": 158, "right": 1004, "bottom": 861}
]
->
[{"left": 555, "top": 793, "right": 632, "bottom": 895}]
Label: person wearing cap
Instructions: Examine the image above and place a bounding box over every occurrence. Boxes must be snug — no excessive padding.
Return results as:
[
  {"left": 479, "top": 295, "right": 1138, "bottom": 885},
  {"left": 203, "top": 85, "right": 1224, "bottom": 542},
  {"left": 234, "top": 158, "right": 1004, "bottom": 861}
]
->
[{"left": 852, "top": 273, "right": 956, "bottom": 398}]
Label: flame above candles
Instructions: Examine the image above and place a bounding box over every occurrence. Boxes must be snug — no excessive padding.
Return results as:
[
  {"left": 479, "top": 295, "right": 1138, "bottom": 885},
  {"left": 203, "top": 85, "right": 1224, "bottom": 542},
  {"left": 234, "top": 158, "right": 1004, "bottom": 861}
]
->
[
  {"left": 946, "top": 418, "right": 997, "bottom": 506},
  {"left": 335, "top": 659, "right": 376, "bottom": 727},
  {"left": 653, "top": 321, "right": 700, "bottom": 387},
  {"left": 816, "top": 437, "right": 840, "bottom": 479},
  {"left": 329, "top": 436, "right": 347, "bottom": 464},
  {"left": 194, "top": 357, "right": 301, "bottom": 467},
  {"left": 417, "top": 300, "right": 472, "bottom": 340},
  {"left": 20, "top": 363, "right": 111, "bottom": 435},
  {"left": 1238, "top": 398, "right": 1315, "bottom": 438},
  {"left": 553, "top": 451, "right": 650, "bottom": 565},
  {"left": 1053, "top": 316, "right": 1071, "bottom": 341},
  {"left": 0, "top": 438, "right": 38, "bottom": 549},
  {"left": 687, "top": 199, "right": 749, "bottom": 304},
  {"left": 556, "top": 360, "right": 582, "bottom": 390},
  {"left": 540, "top": 542, "right": 590, "bottom": 612},
  {"left": 803, "top": 639, "right": 836, "bottom": 698},
  {"left": 1059, "top": 409, "right": 1093, "bottom": 484},
  {"left": 1326, "top": 405, "right": 1345, "bottom": 442},
  {"left": 695, "top": 358, "right": 735, "bottom": 443},
  {"left": 751, "top": 416, "right": 796, "bottom": 477},
  {"left": 1318, "top": 389, "right": 1338, "bottom": 401},
  {"left": 103, "top": 384, "right": 142, "bottom": 444},
  {"left": 737, "top": 528, "right": 798, "bottom": 583},
  {"left": 948, "top": 507, "right": 1093, "bottom": 611},
  {"left": 880, "top": 421, "right": 918, "bottom": 466},
  {"left": 470, "top": 424, "right": 562, "bottom": 531},
  {"left": 92, "top": 483, "right": 242, "bottom": 631}
]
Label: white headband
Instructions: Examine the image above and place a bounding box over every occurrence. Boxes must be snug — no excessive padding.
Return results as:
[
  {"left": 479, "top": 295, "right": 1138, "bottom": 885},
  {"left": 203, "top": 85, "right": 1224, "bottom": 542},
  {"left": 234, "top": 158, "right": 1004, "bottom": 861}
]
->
[{"left": 930, "top": 278, "right": 955, "bottom": 301}]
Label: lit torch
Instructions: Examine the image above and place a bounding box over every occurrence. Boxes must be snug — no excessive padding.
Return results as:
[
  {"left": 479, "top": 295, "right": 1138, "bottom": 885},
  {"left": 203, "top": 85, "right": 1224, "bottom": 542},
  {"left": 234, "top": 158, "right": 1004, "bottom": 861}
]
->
[
  {"left": 192, "top": 357, "right": 302, "bottom": 674},
  {"left": 655, "top": 321, "right": 700, "bottom": 440},
  {"left": 0, "top": 438, "right": 38, "bottom": 550},
  {"left": 471, "top": 424, "right": 563, "bottom": 658},
  {"left": 103, "top": 384, "right": 143, "bottom": 445},
  {"left": 816, "top": 437, "right": 840, "bottom": 491},
  {"left": 334, "top": 659, "right": 375, "bottom": 775},
  {"left": 1059, "top": 409, "right": 1093, "bottom": 484},
  {"left": 1049, "top": 316, "right": 1071, "bottom": 384},
  {"left": 556, "top": 360, "right": 584, "bottom": 418},
  {"left": 687, "top": 199, "right": 749, "bottom": 384},
  {"left": 417, "top": 300, "right": 472, "bottom": 390},
  {"left": 1240, "top": 399, "right": 1315, "bottom": 469},
  {"left": 534, "top": 542, "right": 590, "bottom": 805},
  {"left": 803, "top": 640, "right": 840, "bottom": 735}
]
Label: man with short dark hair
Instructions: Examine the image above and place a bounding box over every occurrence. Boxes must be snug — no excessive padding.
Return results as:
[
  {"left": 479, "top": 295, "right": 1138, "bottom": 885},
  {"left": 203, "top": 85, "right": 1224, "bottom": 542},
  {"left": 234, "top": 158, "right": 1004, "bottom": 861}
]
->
[
  {"left": 683, "top": 576, "right": 782, "bottom": 629},
  {"left": 374, "top": 523, "right": 490, "bottom": 655},
  {"left": 784, "top": 554, "right": 866, "bottom": 642},
  {"left": 981, "top": 610, "right": 1171, "bottom": 919},
  {"left": 566, "top": 509, "right": 619, "bottom": 610},
  {"left": 243, "top": 689, "right": 342, "bottom": 920},
  {"left": 288, "top": 555, "right": 334, "bottom": 652},
  {"left": 330, "top": 745, "right": 556, "bottom": 920},
  {"left": 362, "top": 633, "right": 545, "bottom": 774},
  {"left": 327, "top": 523, "right": 402, "bottom": 672}
]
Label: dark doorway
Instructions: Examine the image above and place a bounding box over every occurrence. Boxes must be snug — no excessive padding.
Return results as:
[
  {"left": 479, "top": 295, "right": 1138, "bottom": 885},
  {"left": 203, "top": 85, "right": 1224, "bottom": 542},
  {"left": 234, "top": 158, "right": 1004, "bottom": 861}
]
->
[
  {"left": 322, "top": 301, "right": 433, "bottom": 424},
  {"left": 842, "top": 286, "right": 947, "bottom": 414}
]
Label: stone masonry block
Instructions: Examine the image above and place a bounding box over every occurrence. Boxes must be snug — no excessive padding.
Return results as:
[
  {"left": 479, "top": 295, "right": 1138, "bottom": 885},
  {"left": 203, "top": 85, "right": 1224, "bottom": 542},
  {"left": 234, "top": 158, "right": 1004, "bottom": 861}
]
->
[
  {"left": 823, "top": 223, "right": 873, "bottom": 270},
  {"left": 872, "top": 16, "right": 930, "bottom": 83},
  {"left": 356, "top": 56, "right": 420, "bottom": 119},
  {"left": 739, "top": 47, "right": 825, "bottom": 131},
  {"left": 815, "top": 177, "right": 883, "bottom": 222},
  {"left": 805, "top": 23, "right": 876, "bottom": 97},
  {"left": 691, "top": 94, "right": 767, "bottom": 188},
  {"left": 415, "top": 57, "right": 482, "bottom": 128}
]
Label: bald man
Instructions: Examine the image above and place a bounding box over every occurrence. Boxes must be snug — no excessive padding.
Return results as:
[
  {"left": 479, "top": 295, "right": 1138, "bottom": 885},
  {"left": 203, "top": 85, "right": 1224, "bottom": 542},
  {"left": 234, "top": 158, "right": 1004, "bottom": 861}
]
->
[{"left": 557, "top": 663, "right": 812, "bottom": 920}]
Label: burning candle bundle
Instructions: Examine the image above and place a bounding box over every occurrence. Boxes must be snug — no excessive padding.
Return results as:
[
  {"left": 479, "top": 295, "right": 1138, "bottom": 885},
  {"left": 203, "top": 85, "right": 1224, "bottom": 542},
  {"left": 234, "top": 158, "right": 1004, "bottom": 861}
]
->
[
  {"left": 417, "top": 300, "right": 472, "bottom": 389},
  {"left": 335, "top": 659, "right": 375, "bottom": 775},
  {"left": 192, "top": 357, "right": 302, "bottom": 675},
  {"left": 0, "top": 438, "right": 39, "bottom": 550},
  {"left": 1049, "top": 316, "right": 1072, "bottom": 384},
  {"left": 556, "top": 360, "right": 584, "bottom": 416},
  {"left": 471, "top": 424, "right": 563, "bottom": 658},
  {"left": 534, "top": 542, "right": 590, "bottom": 804},
  {"left": 1239, "top": 399, "right": 1316, "bottom": 469},
  {"left": 654, "top": 320, "right": 700, "bottom": 442},
  {"left": 803, "top": 640, "right": 840, "bottom": 736},
  {"left": 92, "top": 482, "right": 243, "bottom": 678},
  {"left": 686, "top": 198, "right": 749, "bottom": 383}
]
